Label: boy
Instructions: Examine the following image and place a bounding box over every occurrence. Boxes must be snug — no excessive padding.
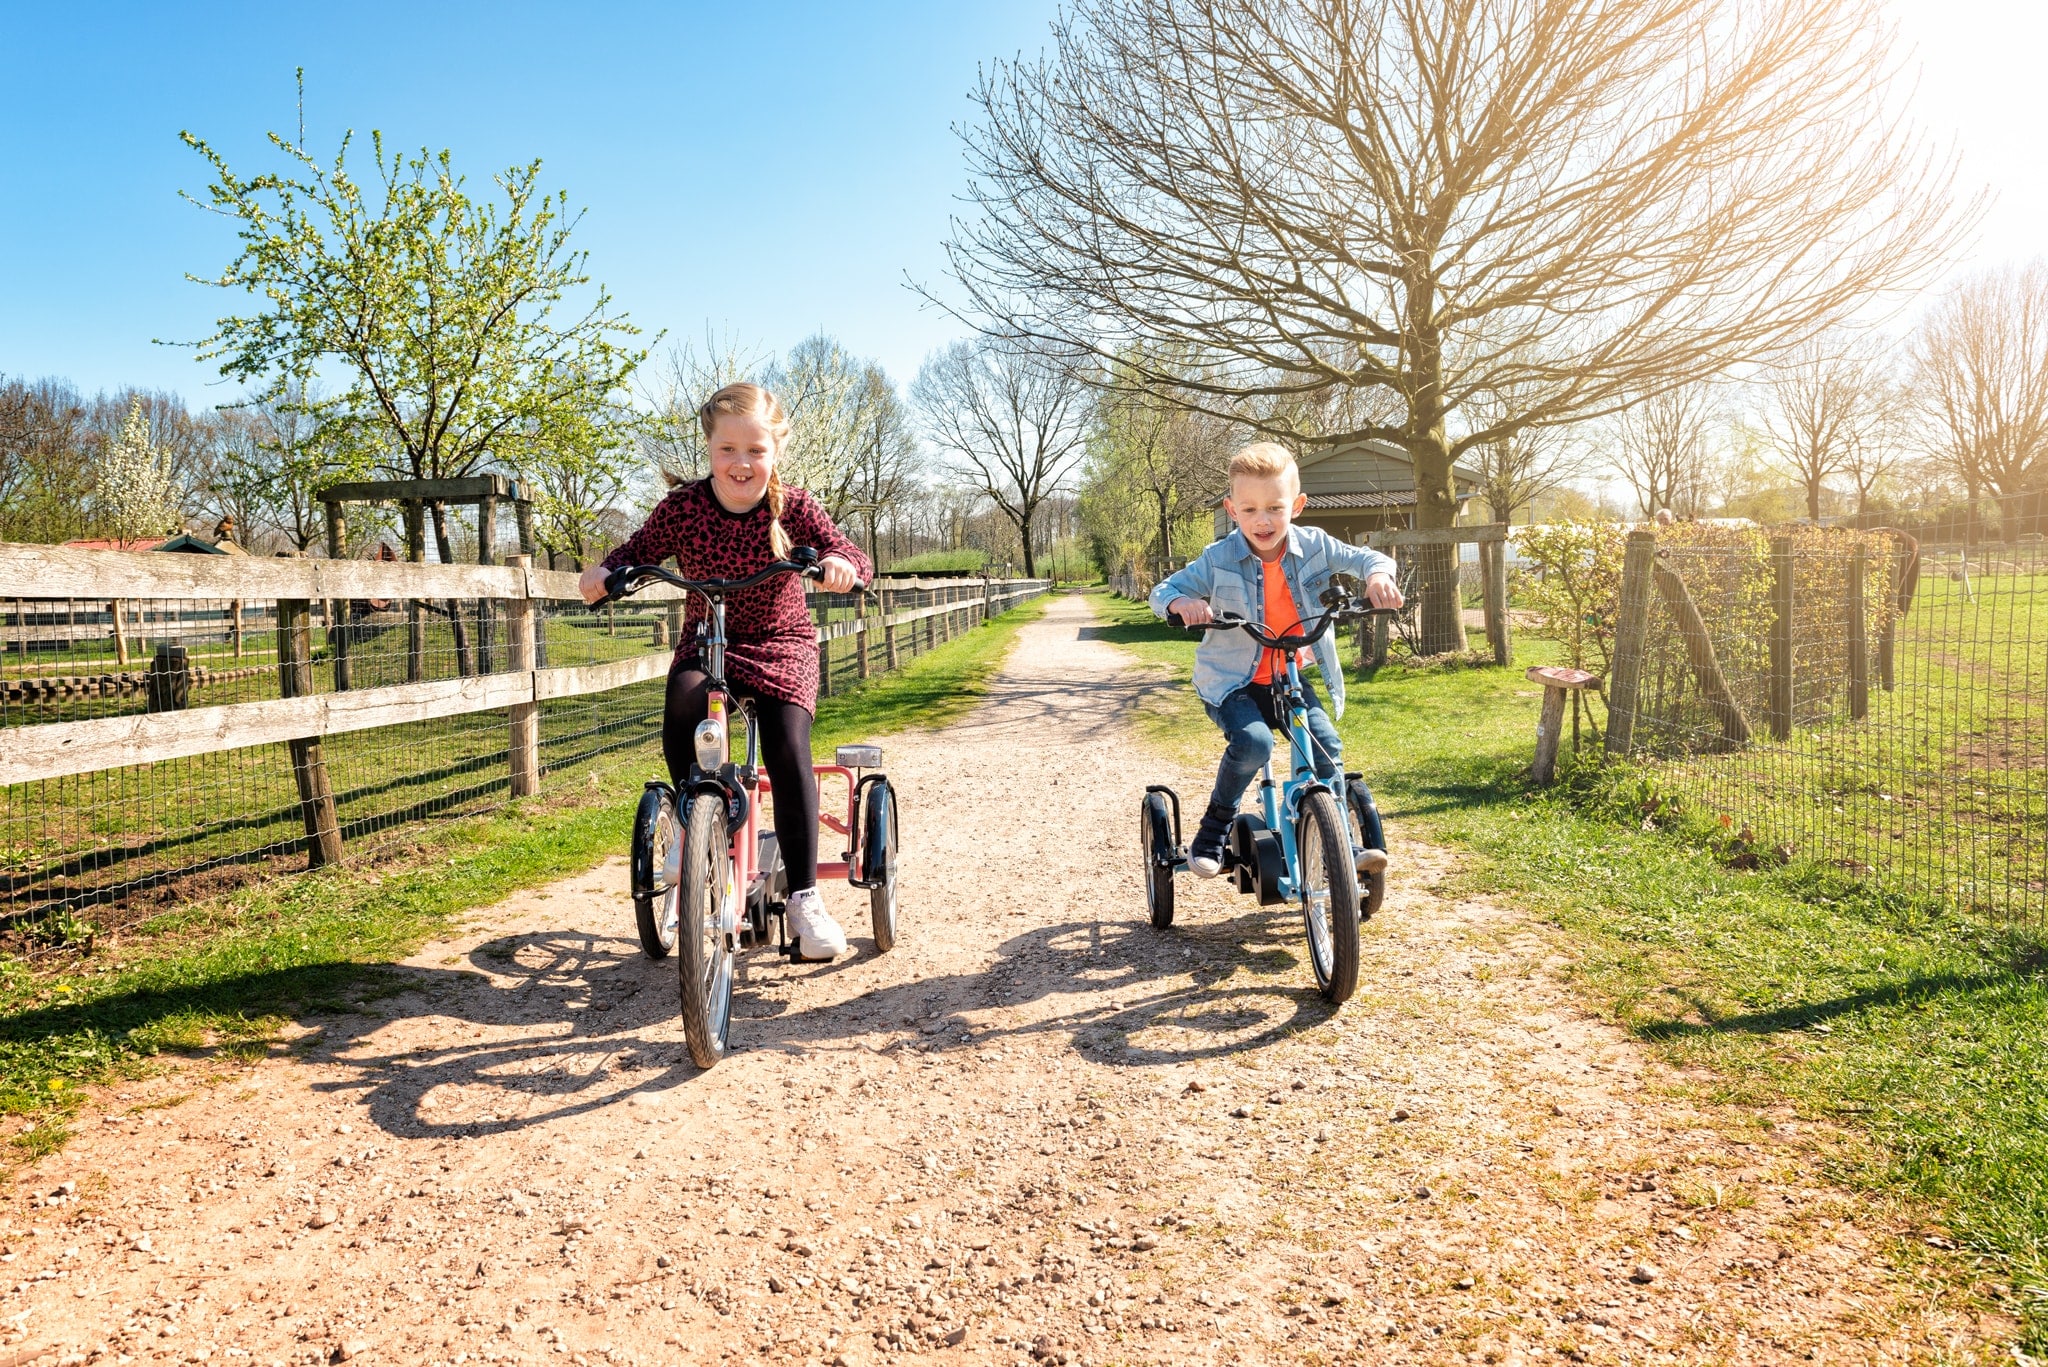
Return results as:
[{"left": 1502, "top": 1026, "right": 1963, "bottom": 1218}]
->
[{"left": 1151, "top": 443, "right": 1404, "bottom": 877}]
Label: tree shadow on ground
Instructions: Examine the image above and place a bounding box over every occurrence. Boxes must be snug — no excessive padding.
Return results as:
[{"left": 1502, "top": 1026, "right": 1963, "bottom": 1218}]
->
[{"left": 1632, "top": 971, "right": 2012, "bottom": 1044}]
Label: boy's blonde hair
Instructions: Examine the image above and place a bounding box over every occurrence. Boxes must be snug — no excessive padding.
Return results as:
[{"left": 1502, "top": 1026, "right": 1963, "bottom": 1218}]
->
[{"left": 1228, "top": 442, "right": 1298, "bottom": 485}]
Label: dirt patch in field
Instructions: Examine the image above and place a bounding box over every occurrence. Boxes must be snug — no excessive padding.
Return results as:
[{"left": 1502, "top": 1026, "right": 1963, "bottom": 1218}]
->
[{"left": 1, "top": 592, "right": 2010, "bottom": 1365}]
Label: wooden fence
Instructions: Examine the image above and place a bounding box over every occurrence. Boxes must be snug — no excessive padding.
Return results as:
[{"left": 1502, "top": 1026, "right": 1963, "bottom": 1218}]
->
[{"left": 0, "top": 543, "right": 1045, "bottom": 905}]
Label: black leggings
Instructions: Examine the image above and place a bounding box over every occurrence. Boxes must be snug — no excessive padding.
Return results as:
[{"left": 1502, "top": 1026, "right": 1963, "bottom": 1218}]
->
[{"left": 662, "top": 665, "right": 820, "bottom": 892}]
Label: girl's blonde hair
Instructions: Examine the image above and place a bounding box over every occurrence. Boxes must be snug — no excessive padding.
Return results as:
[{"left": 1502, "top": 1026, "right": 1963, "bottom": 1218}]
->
[
  {"left": 697, "top": 382, "right": 794, "bottom": 558},
  {"left": 1228, "top": 441, "right": 1298, "bottom": 484}
]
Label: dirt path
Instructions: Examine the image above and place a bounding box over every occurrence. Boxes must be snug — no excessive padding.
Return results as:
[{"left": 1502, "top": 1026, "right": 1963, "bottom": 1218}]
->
[{"left": 11, "top": 592, "right": 2004, "bottom": 1367}]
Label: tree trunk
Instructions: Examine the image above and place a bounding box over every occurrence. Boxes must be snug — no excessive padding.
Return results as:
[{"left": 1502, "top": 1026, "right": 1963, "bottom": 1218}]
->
[
  {"left": 1405, "top": 428, "right": 1469, "bottom": 656},
  {"left": 1806, "top": 477, "right": 1822, "bottom": 523},
  {"left": 428, "top": 500, "right": 476, "bottom": 677},
  {"left": 1015, "top": 502, "right": 1038, "bottom": 578}
]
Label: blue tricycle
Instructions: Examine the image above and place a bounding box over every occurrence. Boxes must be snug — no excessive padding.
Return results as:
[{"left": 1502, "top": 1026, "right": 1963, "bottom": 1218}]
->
[{"left": 1140, "top": 593, "right": 1392, "bottom": 1004}]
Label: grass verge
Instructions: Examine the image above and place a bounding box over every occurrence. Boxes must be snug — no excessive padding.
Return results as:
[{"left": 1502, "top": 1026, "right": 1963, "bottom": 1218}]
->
[
  {"left": 1088, "top": 588, "right": 2047, "bottom": 1344},
  {"left": 0, "top": 592, "right": 1052, "bottom": 1159}
]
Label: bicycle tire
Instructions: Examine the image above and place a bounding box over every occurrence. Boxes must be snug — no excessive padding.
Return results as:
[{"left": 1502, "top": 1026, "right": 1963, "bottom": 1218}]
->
[
  {"left": 630, "top": 786, "right": 680, "bottom": 959},
  {"left": 1297, "top": 788, "right": 1361, "bottom": 1003},
  {"left": 1343, "top": 779, "right": 1387, "bottom": 920},
  {"left": 1141, "top": 792, "right": 1176, "bottom": 928},
  {"left": 864, "top": 778, "right": 899, "bottom": 953},
  {"left": 676, "top": 793, "right": 735, "bottom": 1069}
]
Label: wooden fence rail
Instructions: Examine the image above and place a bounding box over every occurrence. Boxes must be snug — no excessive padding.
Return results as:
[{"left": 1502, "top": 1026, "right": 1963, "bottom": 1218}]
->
[{"left": 0, "top": 543, "right": 1046, "bottom": 871}]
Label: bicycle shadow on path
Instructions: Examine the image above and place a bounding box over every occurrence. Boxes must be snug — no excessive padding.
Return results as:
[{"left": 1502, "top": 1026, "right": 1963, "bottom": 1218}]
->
[{"left": 295, "top": 883, "right": 1347, "bottom": 1144}]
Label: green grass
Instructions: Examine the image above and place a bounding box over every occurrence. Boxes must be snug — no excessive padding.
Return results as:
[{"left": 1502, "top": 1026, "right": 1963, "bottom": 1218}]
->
[
  {"left": 0, "top": 592, "right": 1050, "bottom": 1157},
  {"left": 881, "top": 549, "right": 987, "bottom": 574},
  {"left": 1090, "top": 588, "right": 2048, "bottom": 1344}
]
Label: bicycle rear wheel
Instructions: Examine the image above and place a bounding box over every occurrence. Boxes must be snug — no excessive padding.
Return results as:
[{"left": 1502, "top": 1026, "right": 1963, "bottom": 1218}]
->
[
  {"left": 676, "top": 793, "right": 735, "bottom": 1068},
  {"left": 630, "top": 786, "right": 680, "bottom": 959},
  {"left": 1297, "top": 788, "right": 1361, "bottom": 1004},
  {"left": 863, "top": 777, "right": 899, "bottom": 953},
  {"left": 1343, "top": 779, "right": 1387, "bottom": 920},
  {"left": 1140, "top": 791, "right": 1176, "bottom": 928}
]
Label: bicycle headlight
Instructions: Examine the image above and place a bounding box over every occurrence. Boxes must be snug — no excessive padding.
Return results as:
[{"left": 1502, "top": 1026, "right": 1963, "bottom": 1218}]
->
[{"left": 693, "top": 718, "right": 725, "bottom": 771}]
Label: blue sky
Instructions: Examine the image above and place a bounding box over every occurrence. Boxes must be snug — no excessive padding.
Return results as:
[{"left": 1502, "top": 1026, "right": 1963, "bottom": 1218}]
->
[
  {"left": 1, "top": 0, "right": 2040, "bottom": 409},
  {"left": 0, "top": 0, "right": 1061, "bottom": 403}
]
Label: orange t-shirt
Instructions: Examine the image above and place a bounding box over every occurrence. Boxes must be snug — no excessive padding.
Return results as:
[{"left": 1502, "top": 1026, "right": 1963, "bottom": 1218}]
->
[{"left": 1251, "top": 556, "right": 1304, "bottom": 685}]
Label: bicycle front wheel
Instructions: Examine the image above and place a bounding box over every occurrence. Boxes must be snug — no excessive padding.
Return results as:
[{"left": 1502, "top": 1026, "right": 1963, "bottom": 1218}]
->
[
  {"left": 676, "top": 793, "right": 735, "bottom": 1068},
  {"left": 1297, "top": 788, "right": 1362, "bottom": 1004}
]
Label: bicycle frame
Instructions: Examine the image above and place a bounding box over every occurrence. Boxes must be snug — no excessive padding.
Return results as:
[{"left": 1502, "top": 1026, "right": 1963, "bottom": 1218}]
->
[
  {"left": 1254, "top": 651, "right": 1335, "bottom": 904},
  {"left": 609, "top": 557, "right": 870, "bottom": 949}
]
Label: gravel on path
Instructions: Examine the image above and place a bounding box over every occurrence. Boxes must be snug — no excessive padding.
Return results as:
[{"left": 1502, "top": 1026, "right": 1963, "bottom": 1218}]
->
[{"left": 3, "top": 591, "right": 2006, "bottom": 1366}]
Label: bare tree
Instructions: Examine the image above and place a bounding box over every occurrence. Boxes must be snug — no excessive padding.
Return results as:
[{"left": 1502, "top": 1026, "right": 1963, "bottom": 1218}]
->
[
  {"left": 0, "top": 376, "right": 92, "bottom": 544},
  {"left": 844, "top": 365, "right": 920, "bottom": 563},
  {"left": 940, "top": 0, "right": 1972, "bottom": 648},
  {"left": 1611, "top": 387, "right": 1715, "bottom": 519},
  {"left": 1759, "top": 338, "right": 1898, "bottom": 521},
  {"left": 1914, "top": 261, "right": 2048, "bottom": 537},
  {"left": 913, "top": 339, "right": 1090, "bottom": 577},
  {"left": 640, "top": 330, "right": 765, "bottom": 486}
]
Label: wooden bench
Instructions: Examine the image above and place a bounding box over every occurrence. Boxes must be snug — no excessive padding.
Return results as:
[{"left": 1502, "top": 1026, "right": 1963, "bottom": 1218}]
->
[{"left": 1526, "top": 665, "right": 1598, "bottom": 785}]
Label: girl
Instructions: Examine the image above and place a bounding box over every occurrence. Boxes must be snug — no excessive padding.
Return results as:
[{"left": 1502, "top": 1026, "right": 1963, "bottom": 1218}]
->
[{"left": 580, "top": 383, "right": 871, "bottom": 960}]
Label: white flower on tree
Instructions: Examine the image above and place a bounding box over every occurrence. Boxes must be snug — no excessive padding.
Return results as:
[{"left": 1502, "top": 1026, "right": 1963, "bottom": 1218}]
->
[{"left": 94, "top": 400, "right": 182, "bottom": 544}]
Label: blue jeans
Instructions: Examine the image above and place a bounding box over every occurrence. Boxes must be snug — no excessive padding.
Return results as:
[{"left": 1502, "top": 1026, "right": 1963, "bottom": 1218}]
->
[{"left": 1203, "top": 679, "right": 1342, "bottom": 810}]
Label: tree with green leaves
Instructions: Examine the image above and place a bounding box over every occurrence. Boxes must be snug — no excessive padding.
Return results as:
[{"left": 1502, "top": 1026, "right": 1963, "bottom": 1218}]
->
[{"left": 180, "top": 103, "right": 648, "bottom": 575}]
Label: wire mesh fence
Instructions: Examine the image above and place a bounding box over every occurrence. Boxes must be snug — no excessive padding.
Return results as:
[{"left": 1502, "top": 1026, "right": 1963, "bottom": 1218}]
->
[
  {"left": 1605, "top": 511, "right": 2046, "bottom": 924},
  {"left": 0, "top": 555, "right": 1046, "bottom": 959}
]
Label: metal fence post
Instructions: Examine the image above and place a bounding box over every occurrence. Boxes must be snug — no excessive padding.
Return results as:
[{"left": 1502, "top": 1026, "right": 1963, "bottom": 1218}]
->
[
  {"left": 506, "top": 555, "right": 539, "bottom": 797},
  {"left": 816, "top": 589, "right": 833, "bottom": 699},
  {"left": 1603, "top": 530, "right": 1657, "bottom": 757},
  {"left": 1847, "top": 546, "right": 1869, "bottom": 721},
  {"left": 276, "top": 598, "right": 343, "bottom": 867},
  {"left": 1768, "top": 536, "right": 1795, "bottom": 740}
]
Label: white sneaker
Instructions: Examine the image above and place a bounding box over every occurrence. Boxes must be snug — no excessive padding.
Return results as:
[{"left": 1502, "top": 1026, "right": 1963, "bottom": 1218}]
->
[
  {"left": 784, "top": 887, "right": 848, "bottom": 961},
  {"left": 1189, "top": 852, "right": 1224, "bottom": 879}
]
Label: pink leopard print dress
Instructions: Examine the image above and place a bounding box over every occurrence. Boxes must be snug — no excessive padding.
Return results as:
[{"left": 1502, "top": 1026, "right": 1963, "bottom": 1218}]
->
[{"left": 600, "top": 480, "right": 871, "bottom": 714}]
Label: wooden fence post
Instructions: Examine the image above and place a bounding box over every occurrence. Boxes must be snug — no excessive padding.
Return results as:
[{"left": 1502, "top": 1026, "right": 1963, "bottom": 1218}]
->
[
  {"left": 1767, "top": 536, "right": 1795, "bottom": 741},
  {"left": 403, "top": 502, "right": 427, "bottom": 684},
  {"left": 276, "top": 599, "right": 343, "bottom": 868},
  {"left": 1604, "top": 530, "right": 1658, "bottom": 757},
  {"left": 1652, "top": 554, "right": 1751, "bottom": 749},
  {"left": 1482, "top": 537, "right": 1512, "bottom": 667},
  {"left": 1847, "top": 546, "right": 1869, "bottom": 721},
  {"left": 109, "top": 600, "right": 129, "bottom": 666},
  {"left": 856, "top": 601, "right": 871, "bottom": 680},
  {"left": 324, "top": 500, "right": 352, "bottom": 691},
  {"left": 505, "top": 555, "right": 539, "bottom": 797},
  {"left": 883, "top": 589, "right": 900, "bottom": 671},
  {"left": 475, "top": 492, "right": 497, "bottom": 674}
]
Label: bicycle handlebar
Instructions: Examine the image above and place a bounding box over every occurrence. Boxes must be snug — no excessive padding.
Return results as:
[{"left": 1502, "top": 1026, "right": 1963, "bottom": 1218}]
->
[
  {"left": 1165, "top": 602, "right": 1401, "bottom": 651},
  {"left": 594, "top": 548, "right": 866, "bottom": 607}
]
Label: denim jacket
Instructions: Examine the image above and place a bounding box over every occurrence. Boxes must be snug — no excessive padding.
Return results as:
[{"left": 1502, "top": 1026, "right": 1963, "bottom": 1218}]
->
[{"left": 1148, "top": 525, "right": 1396, "bottom": 719}]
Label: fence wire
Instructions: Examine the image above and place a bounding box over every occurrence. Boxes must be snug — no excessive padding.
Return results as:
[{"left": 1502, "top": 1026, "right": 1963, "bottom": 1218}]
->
[
  {"left": 1, "top": 576, "right": 1044, "bottom": 957},
  {"left": 1616, "top": 514, "right": 2046, "bottom": 925}
]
